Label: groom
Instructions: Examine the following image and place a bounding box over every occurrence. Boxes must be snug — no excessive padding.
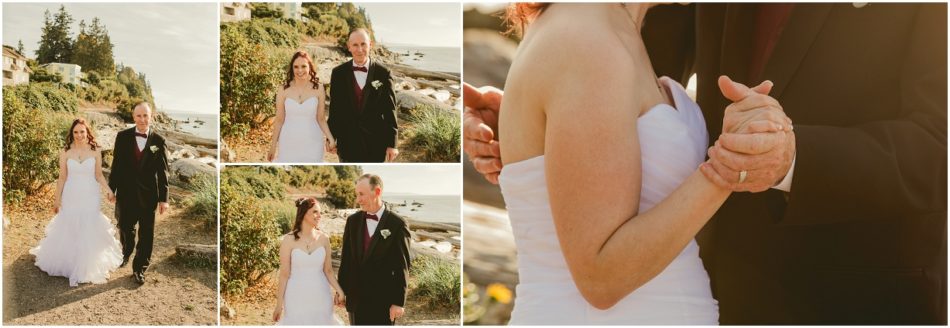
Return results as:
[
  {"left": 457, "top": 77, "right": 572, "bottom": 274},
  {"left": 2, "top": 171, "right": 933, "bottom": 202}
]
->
[
  {"left": 464, "top": 3, "right": 946, "bottom": 324},
  {"left": 328, "top": 28, "right": 399, "bottom": 163},
  {"left": 108, "top": 102, "right": 170, "bottom": 285},
  {"left": 338, "top": 174, "right": 412, "bottom": 325}
]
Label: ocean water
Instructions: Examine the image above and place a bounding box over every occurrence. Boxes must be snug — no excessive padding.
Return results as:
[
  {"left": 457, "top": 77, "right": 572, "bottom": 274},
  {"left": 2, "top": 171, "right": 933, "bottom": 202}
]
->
[
  {"left": 163, "top": 111, "right": 218, "bottom": 140},
  {"left": 386, "top": 44, "right": 460, "bottom": 74},
  {"left": 383, "top": 194, "right": 460, "bottom": 224}
]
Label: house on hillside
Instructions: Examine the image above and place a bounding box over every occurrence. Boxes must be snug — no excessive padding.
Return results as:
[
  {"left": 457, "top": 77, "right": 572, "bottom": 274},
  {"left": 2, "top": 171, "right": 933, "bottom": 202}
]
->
[
  {"left": 3, "top": 45, "right": 32, "bottom": 86},
  {"left": 221, "top": 2, "right": 252, "bottom": 22},
  {"left": 40, "top": 62, "right": 82, "bottom": 85}
]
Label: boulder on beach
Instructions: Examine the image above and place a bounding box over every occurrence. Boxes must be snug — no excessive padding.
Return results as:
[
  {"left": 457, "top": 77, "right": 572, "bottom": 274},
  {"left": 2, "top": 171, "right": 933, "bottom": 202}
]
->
[
  {"left": 396, "top": 89, "right": 453, "bottom": 112},
  {"left": 170, "top": 158, "right": 215, "bottom": 184}
]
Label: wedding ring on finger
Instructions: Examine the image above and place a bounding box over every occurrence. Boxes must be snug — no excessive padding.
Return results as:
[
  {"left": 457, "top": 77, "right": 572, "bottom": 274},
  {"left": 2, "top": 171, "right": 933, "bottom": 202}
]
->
[{"left": 738, "top": 170, "right": 748, "bottom": 184}]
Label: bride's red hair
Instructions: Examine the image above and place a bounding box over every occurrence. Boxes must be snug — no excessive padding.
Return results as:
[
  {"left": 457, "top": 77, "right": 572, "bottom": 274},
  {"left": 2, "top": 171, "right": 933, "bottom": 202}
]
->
[{"left": 504, "top": 3, "right": 551, "bottom": 36}]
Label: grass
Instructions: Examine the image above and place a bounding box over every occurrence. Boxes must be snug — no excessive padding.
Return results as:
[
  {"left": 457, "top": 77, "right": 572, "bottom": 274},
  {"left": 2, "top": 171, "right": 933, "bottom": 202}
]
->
[
  {"left": 260, "top": 199, "right": 296, "bottom": 235},
  {"left": 184, "top": 173, "right": 218, "bottom": 231},
  {"left": 409, "top": 254, "right": 461, "bottom": 311},
  {"left": 402, "top": 106, "right": 461, "bottom": 163}
]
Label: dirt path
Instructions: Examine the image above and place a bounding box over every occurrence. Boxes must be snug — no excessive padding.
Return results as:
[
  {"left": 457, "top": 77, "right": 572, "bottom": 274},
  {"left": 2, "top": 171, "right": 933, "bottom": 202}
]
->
[{"left": 3, "top": 187, "right": 217, "bottom": 325}]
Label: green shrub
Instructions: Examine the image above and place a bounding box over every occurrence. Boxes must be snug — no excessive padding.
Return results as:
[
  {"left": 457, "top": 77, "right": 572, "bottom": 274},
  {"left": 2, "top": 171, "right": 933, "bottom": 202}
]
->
[
  {"left": 221, "top": 166, "right": 286, "bottom": 200},
  {"left": 220, "top": 25, "right": 285, "bottom": 138},
  {"left": 410, "top": 255, "right": 461, "bottom": 310},
  {"left": 250, "top": 3, "right": 283, "bottom": 19},
  {"left": 4, "top": 82, "right": 79, "bottom": 113},
  {"left": 404, "top": 108, "right": 461, "bottom": 162},
  {"left": 261, "top": 199, "right": 296, "bottom": 235},
  {"left": 220, "top": 183, "right": 282, "bottom": 296},
  {"left": 324, "top": 180, "right": 356, "bottom": 208},
  {"left": 2, "top": 89, "right": 74, "bottom": 204},
  {"left": 184, "top": 173, "right": 218, "bottom": 231}
]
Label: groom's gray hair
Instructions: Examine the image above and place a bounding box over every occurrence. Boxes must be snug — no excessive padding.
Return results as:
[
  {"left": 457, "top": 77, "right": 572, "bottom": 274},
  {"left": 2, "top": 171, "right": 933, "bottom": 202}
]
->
[
  {"left": 357, "top": 173, "right": 383, "bottom": 191},
  {"left": 133, "top": 101, "right": 152, "bottom": 113},
  {"left": 348, "top": 27, "right": 372, "bottom": 40}
]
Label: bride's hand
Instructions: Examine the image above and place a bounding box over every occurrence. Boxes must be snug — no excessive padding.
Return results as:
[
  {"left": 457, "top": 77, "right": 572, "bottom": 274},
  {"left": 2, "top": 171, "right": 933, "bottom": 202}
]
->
[
  {"left": 272, "top": 304, "right": 283, "bottom": 322},
  {"left": 267, "top": 145, "right": 277, "bottom": 162},
  {"left": 53, "top": 201, "right": 61, "bottom": 214},
  {"left": 106, "top": 190, "right": 116, "bottom": 203}
]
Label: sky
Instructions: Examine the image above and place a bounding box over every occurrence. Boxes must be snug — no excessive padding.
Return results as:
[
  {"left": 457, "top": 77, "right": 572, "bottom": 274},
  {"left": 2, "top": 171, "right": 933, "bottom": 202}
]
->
[
  {"left": 360, "top": 3, "right": 460, "bottom": 48},
  {"left": 360, "top": 165, "right": 460, "bottom": 196},
  {"left": 2, "top": 3, "right": 218, "bottom": 114}
]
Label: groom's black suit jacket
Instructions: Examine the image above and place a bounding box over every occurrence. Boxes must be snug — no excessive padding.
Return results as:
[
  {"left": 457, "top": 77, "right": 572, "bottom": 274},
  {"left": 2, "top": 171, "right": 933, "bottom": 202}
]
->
[
  {"left": 108, "top": 127, "right": 169, "bottom": 216},
  {"left": 328, "top": 59, "right": 398, "bottom": 163},
  {"left": 643, "top": 3, "right": 946, "bottom": 324},
  {"left": 338, "top": 208, "right": 412, "bottom": 325}
]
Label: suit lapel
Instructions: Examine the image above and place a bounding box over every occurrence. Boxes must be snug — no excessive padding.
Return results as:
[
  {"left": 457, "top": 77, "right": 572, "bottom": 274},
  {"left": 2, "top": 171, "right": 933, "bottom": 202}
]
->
[
  {"left": 354, "top": 210, "right": 367, "bottom": 260},
  {"left": 718, "top": 4, "right": 758, "bottom": 85},
  {"left": 761, "top": 4, "right": 832, "bottom": 99}
]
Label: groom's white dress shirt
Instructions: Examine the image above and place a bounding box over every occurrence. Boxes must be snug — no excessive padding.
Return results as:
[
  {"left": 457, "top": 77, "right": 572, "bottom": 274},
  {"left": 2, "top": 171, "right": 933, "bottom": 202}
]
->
[
  {"left": 353, "top": 58, "right": 370, "bottom": 89},
  {"left": 772, "top": 155, "right": 796, "bottom": 192},
  {"left": 366, "top": 205, "right": 385, "bottom": 236},
  {"left": 135, "top": 127, "right": 150, "bottom": 151}
]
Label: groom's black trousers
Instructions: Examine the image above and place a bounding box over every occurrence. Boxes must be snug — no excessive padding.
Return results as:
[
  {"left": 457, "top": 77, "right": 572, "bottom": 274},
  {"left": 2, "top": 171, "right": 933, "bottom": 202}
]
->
[
  {"left": 117, "top": 207, "right": 155, "bottom": 274},
  {"left": 349, "top": 309, "right": 394, "bottom": 326}
]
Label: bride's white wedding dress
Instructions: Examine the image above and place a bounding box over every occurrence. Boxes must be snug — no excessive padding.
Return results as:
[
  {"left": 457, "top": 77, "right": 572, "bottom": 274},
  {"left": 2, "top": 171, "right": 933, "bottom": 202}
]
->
[
  {"left": 275, "top": 96, "right": 325, "bottom": 163},
  {"left": 499, "top": 77, "right": 718, "bottom": 324},
  {"left": 278, "top": 247, "right": 340, "bottom": 325},
  {"left": 30, "top": 158, "right": 122, "bottom": 287}
]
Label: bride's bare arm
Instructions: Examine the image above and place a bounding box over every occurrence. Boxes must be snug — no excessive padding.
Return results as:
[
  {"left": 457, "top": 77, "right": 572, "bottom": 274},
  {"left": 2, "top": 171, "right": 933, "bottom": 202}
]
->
[
  {"left": 94, "top": 151, "right": 112, "bottom": 197},
  {"left": 269, "top": 88, "right": 287, "bottom": 162},
  {"left": 273, "top": 235, "right": 292, "bottom": 321},
  {"left": 321, "top": 233, "right": 343, "bottom": 294},
  {"left": 315, "top": 85, "right": 335, "bottom": 147},
  {"left": 525, "top": 23, "right": 730, "bottom": 310},
  {"left": 54, "top": 150, "right": 68, "bottom": 212}
]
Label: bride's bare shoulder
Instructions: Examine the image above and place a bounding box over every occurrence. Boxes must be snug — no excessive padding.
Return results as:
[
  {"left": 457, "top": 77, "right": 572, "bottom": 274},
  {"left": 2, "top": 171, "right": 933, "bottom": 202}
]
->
[{"left": 512, "top": 4, "right": 633, "bottom": 86}]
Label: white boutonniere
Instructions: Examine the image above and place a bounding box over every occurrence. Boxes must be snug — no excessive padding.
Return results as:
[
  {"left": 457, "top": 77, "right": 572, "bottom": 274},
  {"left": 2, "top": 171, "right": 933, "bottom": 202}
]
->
[
  {"left": 149, "top": 145, "right": 159, "bottom": 153},
  {"left": 371, "top": 80, "right": 383, "bottom": 90},
  {"left": 380, "top": 229, "right": 391, "bottom": 239}
]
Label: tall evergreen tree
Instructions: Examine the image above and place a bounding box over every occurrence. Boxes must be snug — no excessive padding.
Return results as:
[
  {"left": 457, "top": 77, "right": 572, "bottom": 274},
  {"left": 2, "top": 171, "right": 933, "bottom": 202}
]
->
[
  {"left": 16, "top": 40, "right": 24, "bottom": 55},
  {"left": 72, "top": 17, "right": 115, "bottom": 75},
  {"left": 35, "top": 5, "right": 74, "bottom": 64}
]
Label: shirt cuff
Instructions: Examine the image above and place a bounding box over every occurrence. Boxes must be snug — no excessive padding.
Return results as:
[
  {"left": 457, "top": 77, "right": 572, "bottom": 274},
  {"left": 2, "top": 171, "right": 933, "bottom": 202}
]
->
[{"left": 771, "top": 154, "right": 796, "bottom": 192}]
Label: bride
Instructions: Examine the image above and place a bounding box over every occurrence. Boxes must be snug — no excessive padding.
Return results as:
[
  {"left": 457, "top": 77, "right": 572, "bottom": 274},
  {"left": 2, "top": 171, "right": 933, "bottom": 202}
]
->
[
  {"left": 273, "top": 198, "right": 344, "bottom": 325},
  {"left": 269, "top": 50, "right": 336, "bottom": 163},
  {"left": 30, "top": 118, "right": 122, "bottom": 287},
  {"left": 492, "top": 3, "right": 784, "bottom": 324}
]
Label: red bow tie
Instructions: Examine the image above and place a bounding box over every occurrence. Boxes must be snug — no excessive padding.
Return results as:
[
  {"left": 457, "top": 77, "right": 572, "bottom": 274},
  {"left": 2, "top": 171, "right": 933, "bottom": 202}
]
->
[
  {"left": 353, "top": 66, "right": 368, "bottom": 72},
  {"left": 135, "top": 132, "right": 148, "bottom": 138},
  {"left": 365, "top": 213, "right": 379, "bottom": 221}
]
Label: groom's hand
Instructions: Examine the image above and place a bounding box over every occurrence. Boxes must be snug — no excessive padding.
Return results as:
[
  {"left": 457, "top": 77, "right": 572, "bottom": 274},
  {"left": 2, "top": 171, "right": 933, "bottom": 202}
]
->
[
  {"left": 158, "top": 202, "right": 169, "bottom": 215},
  {"left": 385, "top": 148, "right": 399, "bottom": 162},
  {"left": 389, "top": 305, "right": 404, "bottom": 322},
  {"left": 702, "top": 76, "right": 796, "bottom": 192},
  {"left": 463, "top": 83, "right": 503, "bottom": 184}
]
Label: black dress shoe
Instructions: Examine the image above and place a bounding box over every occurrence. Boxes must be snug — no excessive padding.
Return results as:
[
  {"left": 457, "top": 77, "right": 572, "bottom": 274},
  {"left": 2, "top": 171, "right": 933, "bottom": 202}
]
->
[
  {"left": 132, "top": 272, "right": 145, "bottom": 285},
  {"left": 120, "top": 256, "right": 130, "bottom": 268}
]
